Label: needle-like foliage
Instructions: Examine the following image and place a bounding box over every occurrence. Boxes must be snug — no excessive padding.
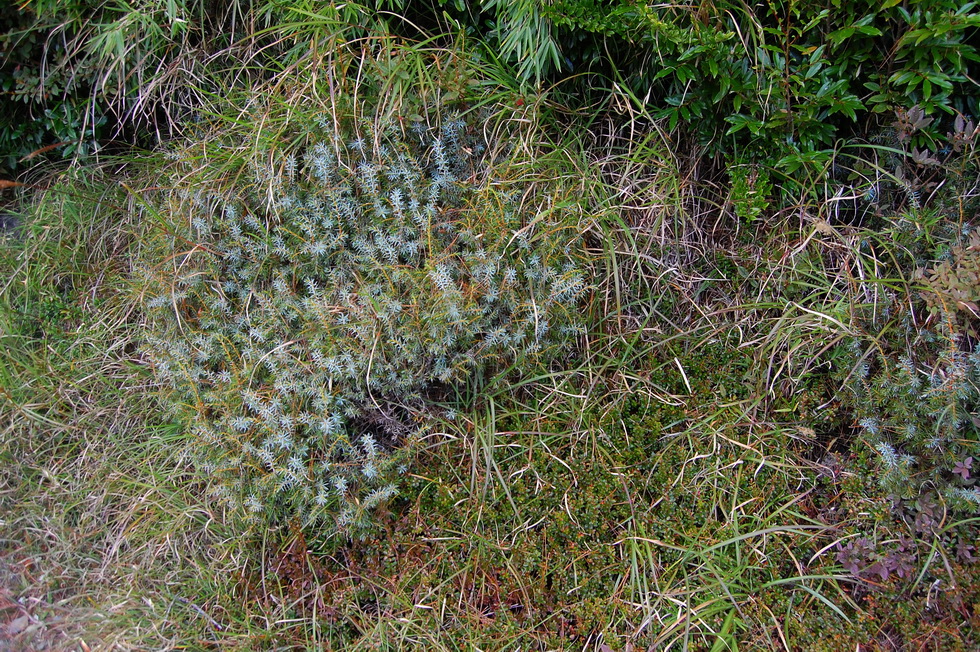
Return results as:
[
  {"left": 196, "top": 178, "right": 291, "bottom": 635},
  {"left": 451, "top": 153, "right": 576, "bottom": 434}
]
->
[{"left": 141, "top": 111, "right": 588, "bottom": 534}]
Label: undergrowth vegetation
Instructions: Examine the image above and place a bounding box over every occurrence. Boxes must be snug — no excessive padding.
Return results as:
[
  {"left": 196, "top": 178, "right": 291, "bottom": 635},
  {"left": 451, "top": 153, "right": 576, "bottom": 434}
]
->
[
  {"left": 2, "top": 2, "right": 979, "bottom": 650},
  {"left": 140, "top": 66, "right": 589, "bottom": 533}
]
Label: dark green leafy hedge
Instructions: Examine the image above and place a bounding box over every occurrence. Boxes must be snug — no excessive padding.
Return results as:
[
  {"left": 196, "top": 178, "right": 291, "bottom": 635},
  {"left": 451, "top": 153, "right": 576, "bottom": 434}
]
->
[{"left": 477, "top": 0, "right": 980, "bottom": 166}]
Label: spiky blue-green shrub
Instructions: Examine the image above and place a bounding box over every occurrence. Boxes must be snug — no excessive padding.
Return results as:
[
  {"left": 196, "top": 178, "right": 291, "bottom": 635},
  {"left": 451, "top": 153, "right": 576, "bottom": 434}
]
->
[
  {"left": 841, "top": 303, "right": 980, "bottom": 510},
  {"left": 141, "top": 118, "right": 587, "bottom": 533}
]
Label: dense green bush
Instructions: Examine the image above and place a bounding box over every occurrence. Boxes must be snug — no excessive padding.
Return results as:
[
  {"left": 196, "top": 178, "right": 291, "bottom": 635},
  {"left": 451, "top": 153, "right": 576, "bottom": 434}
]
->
[
  {"left": 0, "top": 0, "right": 221, "bottom": 173},
  {"left": 141, "top": 113, "right": 588, "bottom": 534},
  {"left": 0, "top": 4, "right": 104, "bottom": 173},
  {"left": 0, "top": 0, "right": 342, "bottom": 174},
  {"left": 467, "top": 1, "right": 979, "bottom": 169},
  {"left": 6, "top": 1, "right": 977, "bottom": 179}
]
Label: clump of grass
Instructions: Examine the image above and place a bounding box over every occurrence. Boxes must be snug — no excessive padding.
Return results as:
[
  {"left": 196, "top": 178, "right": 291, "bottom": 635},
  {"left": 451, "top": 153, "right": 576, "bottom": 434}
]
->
[{"left": 0, "top": 169, "right": 216, "bottom": 648}]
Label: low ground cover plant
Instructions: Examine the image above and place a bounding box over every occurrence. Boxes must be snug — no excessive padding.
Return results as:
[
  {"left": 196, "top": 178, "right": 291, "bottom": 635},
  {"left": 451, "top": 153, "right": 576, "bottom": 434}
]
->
[{"left": 139, "top": 54, "right": 589, "bottom": 535}]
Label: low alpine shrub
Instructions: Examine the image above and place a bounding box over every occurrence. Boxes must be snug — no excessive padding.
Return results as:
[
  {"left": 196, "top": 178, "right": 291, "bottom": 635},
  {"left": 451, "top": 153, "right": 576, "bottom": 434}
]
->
[{"left": 141, "top": 114, "right": 588, "bottom": 535}]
